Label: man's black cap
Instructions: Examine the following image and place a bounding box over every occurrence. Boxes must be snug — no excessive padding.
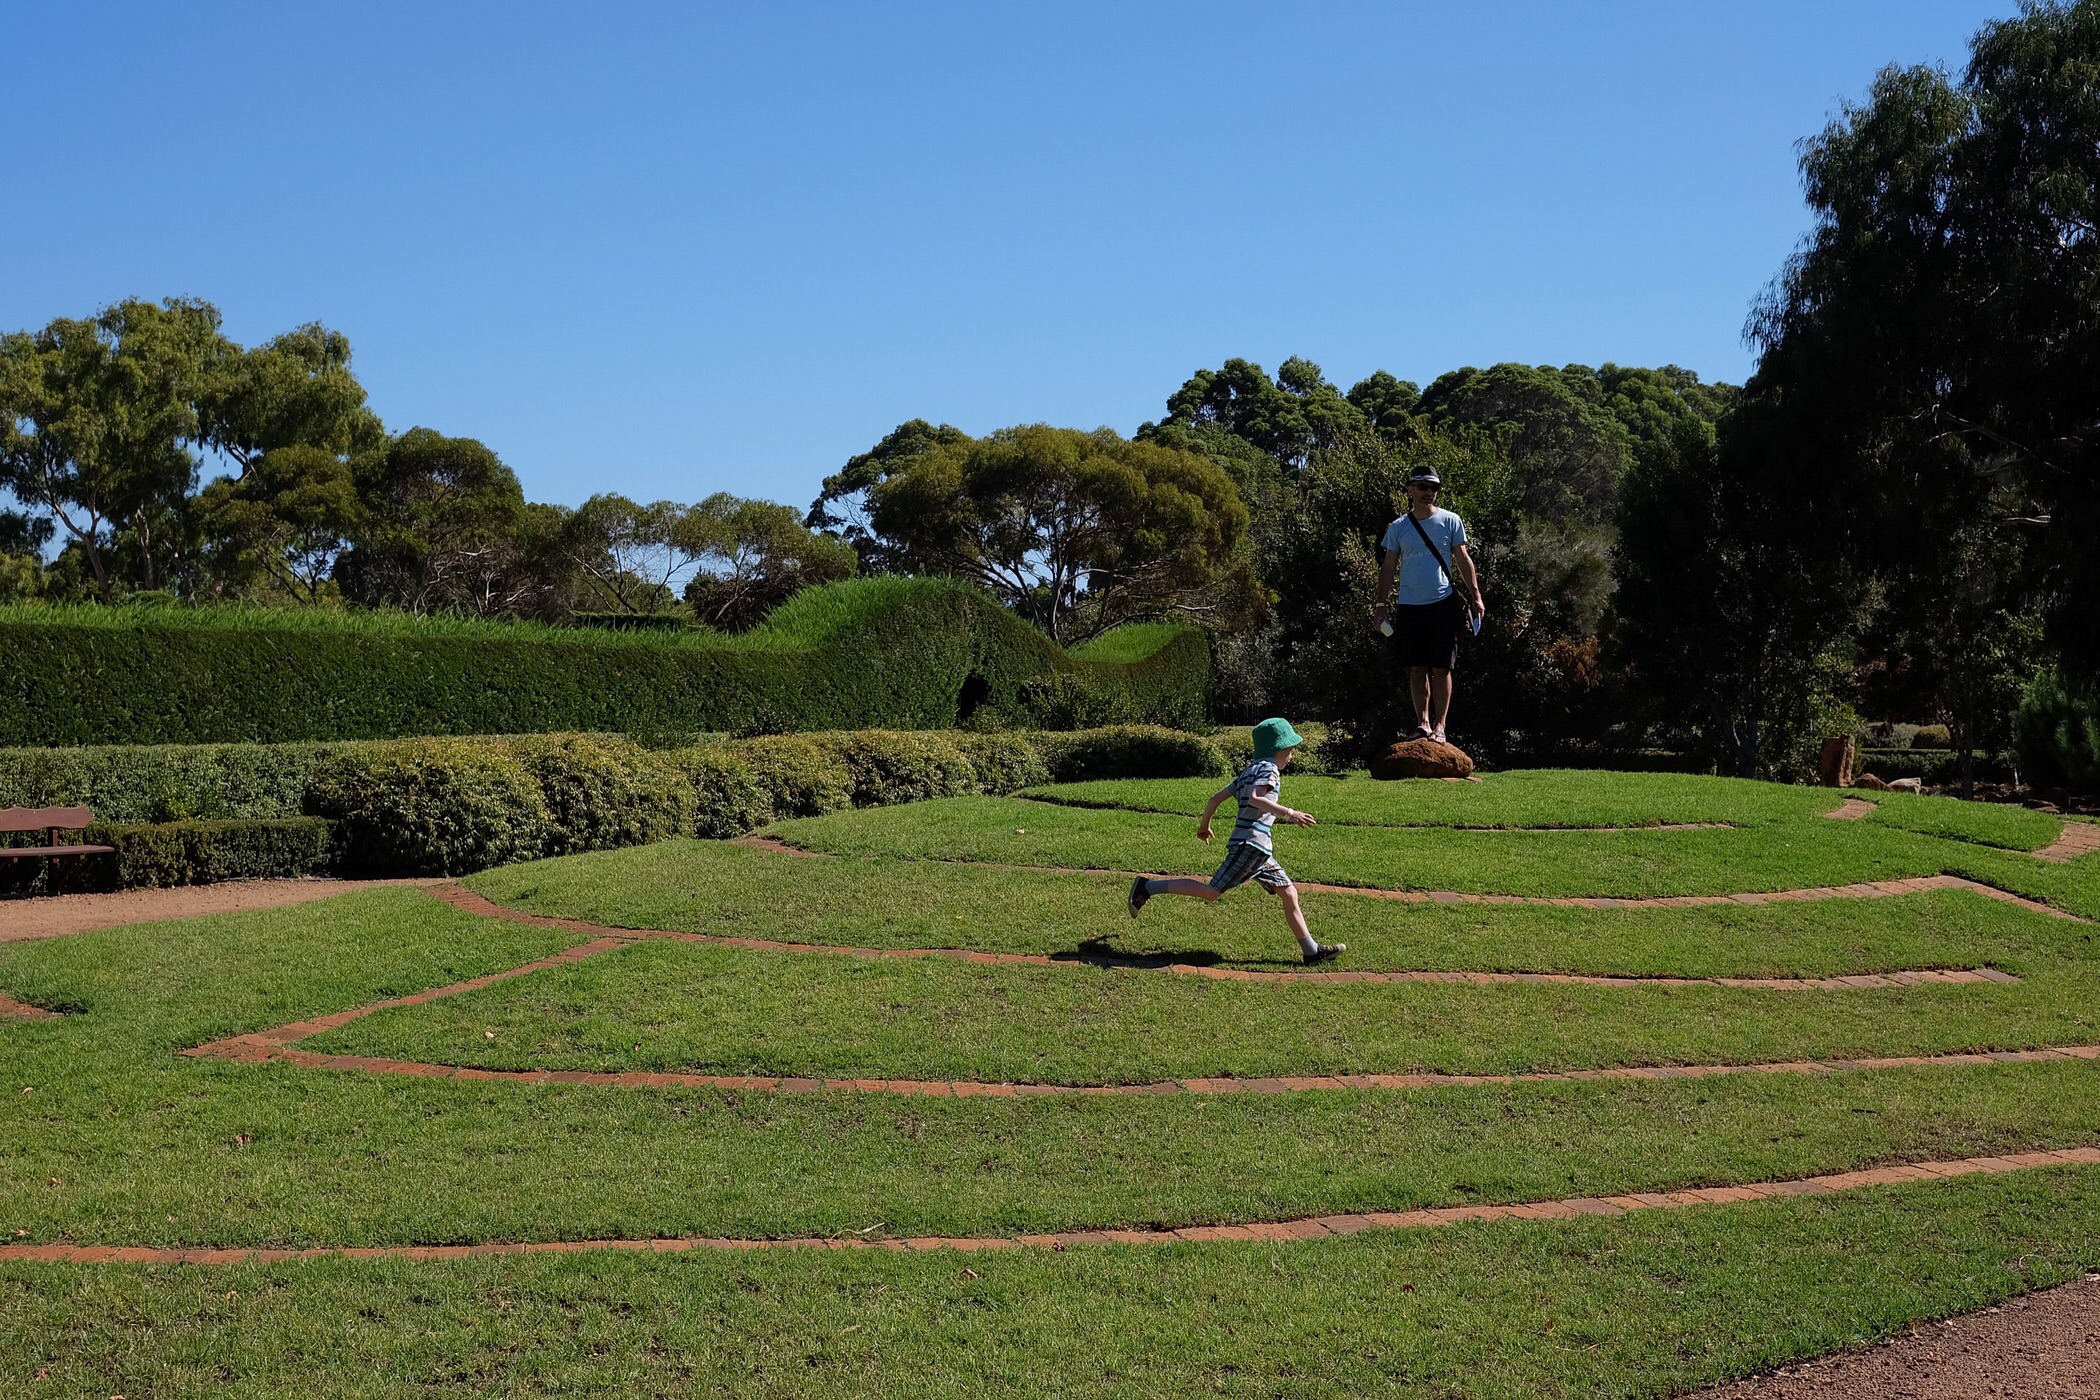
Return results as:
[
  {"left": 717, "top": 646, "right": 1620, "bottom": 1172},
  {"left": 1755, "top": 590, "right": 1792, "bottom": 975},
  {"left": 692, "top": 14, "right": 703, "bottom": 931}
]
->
[{"left": 1407, "top": 466, "right": 1442, "bottom": 486}]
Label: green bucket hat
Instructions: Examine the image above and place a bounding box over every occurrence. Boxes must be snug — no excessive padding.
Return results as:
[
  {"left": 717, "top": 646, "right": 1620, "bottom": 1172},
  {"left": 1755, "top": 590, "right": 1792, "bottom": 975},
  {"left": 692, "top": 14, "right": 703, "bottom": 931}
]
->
[{"left": 1251, "top": 717, "right": 1304, "bottom": 760}]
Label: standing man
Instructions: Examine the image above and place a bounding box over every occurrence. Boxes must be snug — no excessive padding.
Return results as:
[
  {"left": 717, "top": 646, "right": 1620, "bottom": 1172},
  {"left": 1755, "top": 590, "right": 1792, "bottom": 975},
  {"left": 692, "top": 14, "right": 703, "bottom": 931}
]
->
[{"left": 1370, "top": 466, "right": 1484, "bottom": 744}]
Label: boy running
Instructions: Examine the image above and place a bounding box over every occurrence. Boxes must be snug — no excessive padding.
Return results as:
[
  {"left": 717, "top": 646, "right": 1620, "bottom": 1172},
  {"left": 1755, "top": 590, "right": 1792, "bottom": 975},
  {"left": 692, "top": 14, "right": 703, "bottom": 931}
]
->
[{"left": 1126, "top": 717, "right": 1345, "bottom": 964}]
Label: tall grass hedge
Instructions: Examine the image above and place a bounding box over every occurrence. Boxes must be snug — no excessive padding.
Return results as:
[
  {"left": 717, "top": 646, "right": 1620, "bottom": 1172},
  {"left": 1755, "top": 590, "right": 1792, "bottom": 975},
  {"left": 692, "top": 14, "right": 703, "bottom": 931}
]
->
[{"left": 0, "top": 579, "right": 1207, "bottom": 745}]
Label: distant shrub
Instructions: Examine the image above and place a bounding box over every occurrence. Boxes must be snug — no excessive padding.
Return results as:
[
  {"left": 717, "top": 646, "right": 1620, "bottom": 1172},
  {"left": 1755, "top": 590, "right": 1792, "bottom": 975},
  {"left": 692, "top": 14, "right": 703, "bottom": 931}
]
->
[
  {"left": 93, "top": 818, "right": 334, "bottom": 890},
  {"left": 1032, "top": 726, "right": 1230, "bottom": 784},
  {"left": 2014, "top": 674, "right": 2100, "bottom": 792},
  {"left": 670, "top": 745, "right": 777, "bottom": 839},
  {"left": 1212, "top": 721, "right": 1337, "bottom": 776},
  {"left": 0, "top": 817, "right": 333, "bottom": 895},
  {"left": 305, "top": 740, "right": 552, "bottom": 876},
  {"left": 956, "top": 732, "right": 1049, "bottom": 794},
  {"left": 1910, "top": 724, "right": 1952, "bottom": 750},
  {"left": 0, "top": 741, "right": 357, "bottom": 823},
  {"left": 507, "top": 734, "right": 693, "bottom": 855},
  {"left": 812, "top": 731, "right": 979, "bottom": 806},
  {"left": 736, "top": 736, "right": 855, "bottom": 820}
]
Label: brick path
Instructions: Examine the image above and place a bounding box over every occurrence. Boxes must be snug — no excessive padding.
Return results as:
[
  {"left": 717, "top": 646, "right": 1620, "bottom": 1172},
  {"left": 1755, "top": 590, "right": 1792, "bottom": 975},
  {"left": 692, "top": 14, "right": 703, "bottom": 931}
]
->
[
  {"left": 6, "top": 1147, "right": 2094, "bottom": 1265},
  {"left": 2038, "top": 820, "right": 2100, "bottom": 864}
]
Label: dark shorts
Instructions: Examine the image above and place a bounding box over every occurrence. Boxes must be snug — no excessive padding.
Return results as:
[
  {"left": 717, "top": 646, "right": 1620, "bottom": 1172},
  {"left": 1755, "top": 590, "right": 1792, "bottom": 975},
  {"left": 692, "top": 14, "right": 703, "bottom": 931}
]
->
[{"left": 1391, "top": 595, "right": 1461, "bottom": 672}]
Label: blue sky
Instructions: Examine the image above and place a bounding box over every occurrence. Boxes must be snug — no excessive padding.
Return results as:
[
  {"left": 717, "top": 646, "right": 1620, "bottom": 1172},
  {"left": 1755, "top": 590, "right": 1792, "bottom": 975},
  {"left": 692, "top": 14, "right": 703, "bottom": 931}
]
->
[{"left": 7, "top": 1, "right": 2017, "bottom": 513}]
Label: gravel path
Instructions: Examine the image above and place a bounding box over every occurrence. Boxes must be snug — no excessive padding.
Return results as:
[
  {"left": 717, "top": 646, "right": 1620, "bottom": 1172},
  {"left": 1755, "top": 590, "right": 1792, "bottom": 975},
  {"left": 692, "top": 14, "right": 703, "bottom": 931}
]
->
[
  {"left": 1687, "top": 1274, "right": 2100, "bottom": 1398},
  {"left": 0, "top": 877, "right": 445, "bottom": 942}
]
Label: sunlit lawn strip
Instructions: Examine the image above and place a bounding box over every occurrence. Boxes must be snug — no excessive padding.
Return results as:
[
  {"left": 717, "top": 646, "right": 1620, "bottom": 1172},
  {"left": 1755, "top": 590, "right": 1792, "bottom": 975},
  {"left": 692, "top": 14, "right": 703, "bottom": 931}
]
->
[
  {"left": 765, "top": 796, "right": 1982, "bottom": 897},
  {"left": 464, "top": 841, "right": 2085, "bottom": 977},
  {"left": 1850, "top": 789, "right": 2064, "bottom": 852},
  {"left": 305, "top": 930, "right": 2100, "bottom": 1084},
  {"left": 1023, "top": 770, "right": 1846, "bottom": 829},
  {"left": 0, "top": 890, "right": 2098, "bottom": 1242},
  {"left": 4, "top": 1169, "right": 2098, "bottom": 1399}
]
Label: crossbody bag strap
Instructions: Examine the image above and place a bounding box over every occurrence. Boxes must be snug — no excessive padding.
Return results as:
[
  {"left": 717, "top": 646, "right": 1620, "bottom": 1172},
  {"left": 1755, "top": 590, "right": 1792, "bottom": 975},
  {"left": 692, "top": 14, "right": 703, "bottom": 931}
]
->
[{"left": 1406, "top": 512, "right": 1451, "bottom": 583}]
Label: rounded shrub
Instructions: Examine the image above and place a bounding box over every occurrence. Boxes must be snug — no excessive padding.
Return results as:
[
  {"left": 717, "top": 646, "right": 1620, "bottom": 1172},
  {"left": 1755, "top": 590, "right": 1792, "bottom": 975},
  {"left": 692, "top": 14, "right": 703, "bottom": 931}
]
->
[
  {"left": 957, "top": 731, "right": 1049, "bottom": 794},
  {"left": 304, "top": 739, "right": 553, "bottom": 876},
  {"left": 1910, "top": 724, "right": 1952, "bottom": 750},
  {"left": 505, "top": 734, "right": 694, "bottom": 856},
  {"left": 738, "top": 736, "right": 854, "bottom": 820},
  {"left": 672, "top": 745, "right": 777, "bottom": 839},
  {"left": 812, "top": 731, "right": 979, "bottom": 806},
  {"left": 1033, "top": 725, "right": 1230, "bottom": 784}
]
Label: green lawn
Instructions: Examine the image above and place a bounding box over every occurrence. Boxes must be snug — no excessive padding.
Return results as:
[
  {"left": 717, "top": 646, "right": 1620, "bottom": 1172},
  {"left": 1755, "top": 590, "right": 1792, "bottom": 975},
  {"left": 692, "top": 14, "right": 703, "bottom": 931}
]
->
[
  {"left": 469, "top": 839, "right": 2083, "bottom": 977},
  {"left": 4, "top": 770, "right": 2099, "bottom": 1396},
  {"left": 763, "top": 794, "right": 1994, "bottom": 898},
  {"left": 1023, "top": 769, "right": 1853, "bottom": 829}
]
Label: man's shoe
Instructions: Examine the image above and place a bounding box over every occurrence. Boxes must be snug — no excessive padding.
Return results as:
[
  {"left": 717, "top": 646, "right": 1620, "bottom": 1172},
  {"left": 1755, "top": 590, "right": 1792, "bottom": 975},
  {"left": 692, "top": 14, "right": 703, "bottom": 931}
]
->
[
  {"left": 1303, "top": 941, "right": 1346, "bottom": 964},
  {"left": 1128, "top": 876, "right": 1151, "bottom": 918}
]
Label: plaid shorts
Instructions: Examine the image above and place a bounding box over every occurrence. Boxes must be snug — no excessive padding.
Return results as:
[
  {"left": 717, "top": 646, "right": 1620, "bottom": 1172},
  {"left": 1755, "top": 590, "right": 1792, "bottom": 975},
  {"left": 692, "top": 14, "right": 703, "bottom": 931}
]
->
[{"left": 1209, "top": 843, "right": 1294, "bottom": 894}]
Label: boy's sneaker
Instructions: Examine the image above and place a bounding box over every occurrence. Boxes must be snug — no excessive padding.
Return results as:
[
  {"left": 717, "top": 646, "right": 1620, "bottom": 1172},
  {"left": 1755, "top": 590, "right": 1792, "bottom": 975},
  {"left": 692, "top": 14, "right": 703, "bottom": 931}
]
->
[
  {"left": 1128, "top": 876, "right": 1151, "bottom": 918},
  {"left": 1303, "top": 941, "right": 1346, "bottom": 964}
]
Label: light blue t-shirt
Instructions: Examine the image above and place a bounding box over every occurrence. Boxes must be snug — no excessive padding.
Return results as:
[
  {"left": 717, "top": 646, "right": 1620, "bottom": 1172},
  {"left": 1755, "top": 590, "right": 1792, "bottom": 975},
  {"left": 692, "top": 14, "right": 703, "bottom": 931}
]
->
[{"left": 1380, "top": 508, "right": 1467, "bottom": 605}]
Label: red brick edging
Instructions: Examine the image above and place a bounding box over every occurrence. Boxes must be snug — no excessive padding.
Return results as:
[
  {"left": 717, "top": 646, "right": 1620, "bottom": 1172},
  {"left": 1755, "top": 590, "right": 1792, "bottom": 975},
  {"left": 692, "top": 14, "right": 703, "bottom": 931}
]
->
[{"left": 6, "top": 1147, "right": 2095, "bottom": 1264}]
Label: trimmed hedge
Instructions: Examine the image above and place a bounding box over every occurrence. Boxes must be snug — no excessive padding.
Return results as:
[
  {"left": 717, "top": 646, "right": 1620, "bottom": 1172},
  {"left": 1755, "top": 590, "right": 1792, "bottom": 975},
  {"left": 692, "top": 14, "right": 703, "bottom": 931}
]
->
[
  {"left": 0, "top": 579, "right": 1208, "bottom": 745},
  {"left": 0, "top": 817, "right": 333, "bottom": 895},
  {"left": 0, "top": 741, "right": 360, "bottom": 824},
  {"left": 0, "top": 724, "right": 1236, "bottom": 884}
]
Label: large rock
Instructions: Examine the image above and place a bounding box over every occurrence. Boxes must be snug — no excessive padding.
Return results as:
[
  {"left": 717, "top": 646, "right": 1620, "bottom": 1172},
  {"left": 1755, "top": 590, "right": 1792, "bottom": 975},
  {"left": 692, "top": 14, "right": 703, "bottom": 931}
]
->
[
  {"left": 1370, "top": 738, "right": 1475, "bottom": 780},
  {"left": 1817, "top": 734, "right": 1855, "bottom": 788}
]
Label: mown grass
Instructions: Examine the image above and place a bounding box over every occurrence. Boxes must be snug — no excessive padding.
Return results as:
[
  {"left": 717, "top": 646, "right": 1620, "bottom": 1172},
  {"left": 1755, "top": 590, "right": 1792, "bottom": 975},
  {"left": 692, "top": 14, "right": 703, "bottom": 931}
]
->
[
  {"left": 469, "top": 840, "right": 2077, "bottom": 977},
  {"left": 1850, "top": 788, "right": 2066, "bottom": 851},
  {"left": 2, "top": 1170, "right": 2096, "bottom": 1398},
  {"left": 6, "top": 771, "right": 2100, "bottom": 1396},
  {"left": 310, "top": 920, "right": 2100, "bottom": 1083},
  {"left": 5, "top": 890, "right": 2100, "bottom": 1248},
  {"left": 1022, "top": 771, "right": 1848, "bottom": 830},
  {"left": 764, "top": 795, "right": 1995, "bottom": 898}
]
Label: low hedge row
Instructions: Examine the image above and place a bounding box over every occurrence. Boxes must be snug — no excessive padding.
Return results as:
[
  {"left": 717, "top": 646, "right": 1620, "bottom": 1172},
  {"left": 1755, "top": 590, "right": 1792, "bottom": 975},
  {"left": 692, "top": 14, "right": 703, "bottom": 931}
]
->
[
  {"left": 0, "top": 579, "right": 1209, "bottom": 745},
  {"left": 310, "top": 726, "right": 1230, "bottom": 874},
  {"left": 0, "top": 724, "right": 1258, "bottom": 884},
  {"left": 0, "top": 818, "right": 333, "bottom": 895}
]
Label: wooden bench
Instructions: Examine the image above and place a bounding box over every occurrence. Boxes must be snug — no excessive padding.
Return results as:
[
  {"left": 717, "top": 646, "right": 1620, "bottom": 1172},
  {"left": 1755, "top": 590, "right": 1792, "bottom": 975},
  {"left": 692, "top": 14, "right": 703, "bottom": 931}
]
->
[{"left": 0, "top": 807, "right": 115, "bottom": 892}]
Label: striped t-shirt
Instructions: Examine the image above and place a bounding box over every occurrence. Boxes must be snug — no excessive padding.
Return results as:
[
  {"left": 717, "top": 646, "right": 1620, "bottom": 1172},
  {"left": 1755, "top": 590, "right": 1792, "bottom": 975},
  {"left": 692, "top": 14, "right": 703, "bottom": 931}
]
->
[{"left": 1227, "top": 759, "right": 1282, "bottom": 852}]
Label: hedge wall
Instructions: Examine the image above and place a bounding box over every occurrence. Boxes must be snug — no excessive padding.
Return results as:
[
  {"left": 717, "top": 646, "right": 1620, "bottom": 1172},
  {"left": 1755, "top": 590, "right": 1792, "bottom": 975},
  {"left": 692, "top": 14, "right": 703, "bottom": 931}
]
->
[{"left": 0, "top": 579, "right": 1208, "bottom": 746}]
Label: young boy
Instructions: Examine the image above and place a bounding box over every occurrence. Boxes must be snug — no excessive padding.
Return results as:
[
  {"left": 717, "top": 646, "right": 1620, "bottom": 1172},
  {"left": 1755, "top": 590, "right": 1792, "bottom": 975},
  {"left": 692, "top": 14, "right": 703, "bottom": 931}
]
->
[{"left": 1125, "top": 717, "right": 1345, "bottom": 964}]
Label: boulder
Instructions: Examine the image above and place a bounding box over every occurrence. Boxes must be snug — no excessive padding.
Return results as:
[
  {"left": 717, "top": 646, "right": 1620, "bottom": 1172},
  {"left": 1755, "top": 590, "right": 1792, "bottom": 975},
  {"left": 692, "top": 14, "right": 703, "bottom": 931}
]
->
[
  {"left": 1817, "top": 735, "right": 1855, "bottom": 788},
  {"left": 1886, "top": 777, "right": 1924, "bottom": 794},
  {"left": 1370, "top": 738, "right": 1475, "bottom": 781},
  {"left": 1853, "top": 772, "right": 1890, "bottom": 792}
]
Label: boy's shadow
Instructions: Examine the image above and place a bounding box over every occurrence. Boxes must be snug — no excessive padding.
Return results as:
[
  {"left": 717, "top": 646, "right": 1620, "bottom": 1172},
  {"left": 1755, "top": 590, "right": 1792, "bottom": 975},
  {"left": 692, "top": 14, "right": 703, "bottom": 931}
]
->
[{"left": 1056, "top": 938, "right": 1303, "bottom": 970}]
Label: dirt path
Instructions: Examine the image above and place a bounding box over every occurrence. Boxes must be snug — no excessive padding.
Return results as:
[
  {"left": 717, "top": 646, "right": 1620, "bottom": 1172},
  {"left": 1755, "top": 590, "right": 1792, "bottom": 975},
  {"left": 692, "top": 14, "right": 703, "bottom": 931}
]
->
[
  {"left": 1686, "top": 1273, "right": 2100, "bottom": 1399},
  {"left": 0, "top": 877, "right": 445, "bottom": 943}
]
